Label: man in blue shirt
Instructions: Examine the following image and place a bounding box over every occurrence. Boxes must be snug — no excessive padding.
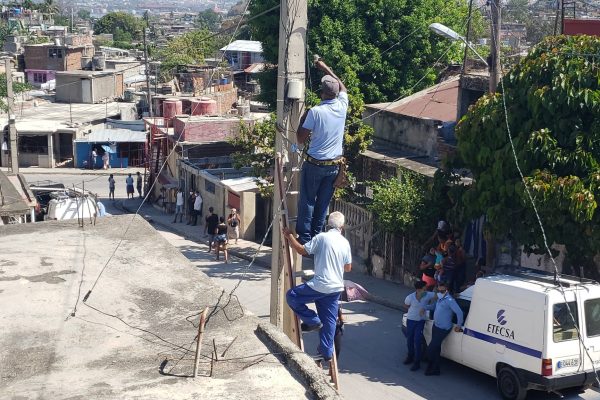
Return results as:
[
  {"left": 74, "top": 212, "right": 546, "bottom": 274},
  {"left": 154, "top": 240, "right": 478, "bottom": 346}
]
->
[
  {"left": 404, "top": 280, "right": 436, "bottom": 371},
  {"left": 284, "top": 211, "right": 352, "bottom": 361},
  {"left": 425, "top": 280, "right": 463, "bottom": 376},
  {"left": 295, "top": 59, "right": 348, "bottom": 244}
]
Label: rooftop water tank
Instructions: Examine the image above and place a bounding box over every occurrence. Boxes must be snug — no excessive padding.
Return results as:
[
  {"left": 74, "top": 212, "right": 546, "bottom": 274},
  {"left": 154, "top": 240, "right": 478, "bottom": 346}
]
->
[
  {"left": 191, "top": 96, "right": 217, "bottom": 116},
  {"left": 163, "top": 99, "right": 183, "bottom": 126}
]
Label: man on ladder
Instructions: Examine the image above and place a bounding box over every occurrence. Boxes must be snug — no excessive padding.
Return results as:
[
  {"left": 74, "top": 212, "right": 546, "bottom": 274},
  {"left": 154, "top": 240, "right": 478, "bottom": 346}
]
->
[
  {"left": 295, "top": 58, "right": 348, "bottom": 244},
  {"left": 283, "top": 211, "right": 352, "bottom": 362}
]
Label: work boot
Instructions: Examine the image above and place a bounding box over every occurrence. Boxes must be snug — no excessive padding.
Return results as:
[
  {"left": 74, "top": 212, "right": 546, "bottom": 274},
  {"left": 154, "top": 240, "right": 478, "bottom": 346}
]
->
[
  {"left": 300, "top": 322, "right": 323, "bottom": 332},
  {"left": 403, "top": 356, "right": 414, "bottom": 365},
  {"left": 410, "top": 363, "right": 420, "bottom": 371}
]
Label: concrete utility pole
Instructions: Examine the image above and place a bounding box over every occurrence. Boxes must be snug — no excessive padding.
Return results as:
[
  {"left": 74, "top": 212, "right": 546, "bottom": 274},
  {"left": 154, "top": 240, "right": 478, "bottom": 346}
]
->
[
  {"left": 5, "top": 58, "right": 18, "bottom": 174},
  {"left": 489, "top": 0, "right": 501, "bottom": 93},
  {"left": 143, "top": 27, "right": 153, "bottom": 117},
  {"left": 270, "top": 0, "right": 306, "bottom": 341}
]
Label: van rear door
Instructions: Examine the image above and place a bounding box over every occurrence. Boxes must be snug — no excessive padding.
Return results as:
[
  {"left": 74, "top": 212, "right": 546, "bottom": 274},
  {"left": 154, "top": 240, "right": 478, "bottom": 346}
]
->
[{"left": 578, "top": 287, "right": 600, "bottom": 372}]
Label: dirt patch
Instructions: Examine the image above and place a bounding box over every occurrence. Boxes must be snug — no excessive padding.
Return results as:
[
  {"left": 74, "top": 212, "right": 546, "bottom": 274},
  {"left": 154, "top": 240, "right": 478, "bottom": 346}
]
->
[{"left": 0, "top": 270, "right": 75, "bottom": 284}]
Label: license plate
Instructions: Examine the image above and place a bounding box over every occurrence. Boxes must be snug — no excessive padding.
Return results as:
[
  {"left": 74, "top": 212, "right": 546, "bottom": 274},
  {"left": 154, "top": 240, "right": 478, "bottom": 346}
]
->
[{"left": 557, "top": 358, "right": 580, "bottom": 369}]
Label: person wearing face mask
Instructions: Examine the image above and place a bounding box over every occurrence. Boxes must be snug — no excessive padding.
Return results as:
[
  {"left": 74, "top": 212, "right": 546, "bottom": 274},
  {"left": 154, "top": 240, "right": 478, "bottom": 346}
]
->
[
  {"left": 425, "top": 281, "right": 463, "bottom": 376},
  {"left": 404, "top": 280, "right": 436, "bottom": 371}
]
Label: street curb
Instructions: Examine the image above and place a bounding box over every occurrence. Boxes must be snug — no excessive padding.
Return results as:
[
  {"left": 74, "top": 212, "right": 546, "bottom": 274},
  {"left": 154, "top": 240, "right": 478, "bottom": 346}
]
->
[
  {"left": 255, "top": 322, "right": 343, "bottom": 400},
  {"left": 14, "top": 168, "right": 142, "bottom": 176},
  {"left": 365, "top": 294, "right": 406, "bottom": 312},
  {"left": 119, "top": 200, "right": 271, "bottom": 269}
]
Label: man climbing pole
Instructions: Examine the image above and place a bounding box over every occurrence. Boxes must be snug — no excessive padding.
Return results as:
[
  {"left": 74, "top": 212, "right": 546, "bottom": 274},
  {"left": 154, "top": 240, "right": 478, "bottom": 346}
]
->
[{"left": 295, "top": 58, "right": 348, "bottom": 244}]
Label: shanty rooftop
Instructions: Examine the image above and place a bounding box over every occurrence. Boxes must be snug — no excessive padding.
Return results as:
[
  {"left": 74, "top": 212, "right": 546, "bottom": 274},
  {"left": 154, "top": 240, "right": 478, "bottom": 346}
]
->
[{"left": 0, "top": 216, "right": 309, "bottom": 399}]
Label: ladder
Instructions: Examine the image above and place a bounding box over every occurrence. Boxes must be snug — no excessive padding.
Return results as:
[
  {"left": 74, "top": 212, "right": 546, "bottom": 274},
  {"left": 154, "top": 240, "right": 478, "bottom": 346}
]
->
[{"left": 274, "top": 154, "right": 340, "bottom": 391}]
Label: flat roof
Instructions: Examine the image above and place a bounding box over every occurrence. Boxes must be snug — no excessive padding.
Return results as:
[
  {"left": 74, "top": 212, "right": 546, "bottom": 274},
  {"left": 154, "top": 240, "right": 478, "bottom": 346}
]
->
[
  {"left": 55, "top": 69, "right": 123, "bottom": 78},
  {"left": 220, "top": 40, "right": 263, "bottom": 53},
  {"left": 0, "top": 216, "right": 309, "bottom": 399},
  {"left": 0, "top": 171, "right": 31, "bottom": 216},
  {"left": 75, "top": 129, "right": 147, "bottom": 143}
]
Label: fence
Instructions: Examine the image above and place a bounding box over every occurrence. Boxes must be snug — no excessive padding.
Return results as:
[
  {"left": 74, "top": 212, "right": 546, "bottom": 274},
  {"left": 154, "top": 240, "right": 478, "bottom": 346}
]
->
[{"left": 330, "top": 199, "right": 373, "bottom": 260}]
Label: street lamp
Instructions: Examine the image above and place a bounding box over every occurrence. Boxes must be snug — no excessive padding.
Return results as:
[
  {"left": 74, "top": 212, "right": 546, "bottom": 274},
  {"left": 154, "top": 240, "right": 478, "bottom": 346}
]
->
[{"left": 429, "top": 22, "right": 488, "bottom": 66}]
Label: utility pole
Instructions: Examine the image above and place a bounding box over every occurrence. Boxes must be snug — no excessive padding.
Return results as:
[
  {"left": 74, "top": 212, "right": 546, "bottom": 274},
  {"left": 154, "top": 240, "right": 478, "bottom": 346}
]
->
[
  {"left": 5, "top": 58, "right": 18, "bottom": 174},
  {"left": 143, "top": 26, "right": 153, "bottom": 117},
  {"left": 270, "top": 0, "right": 306, "bottom": 341},
  {"left": 489, "top": 0, "right": 501, "bottom": 93}
]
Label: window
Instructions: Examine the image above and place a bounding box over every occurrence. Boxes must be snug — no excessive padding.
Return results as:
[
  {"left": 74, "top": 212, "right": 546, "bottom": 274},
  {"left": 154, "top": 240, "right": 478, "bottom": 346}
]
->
[
  {"left": 553, "top": 302, "right": 579, "bottom": 342},
  {"left": 205, "top": 180, "right": 215, "bottom": 194},
  {"left": 33, "top": 72, "right": 47, "bottom": 83},
  {"left": 48, "top": 48, "right": 63, "bottom": 58},
  {"left": 585, "top": 299, "right": 600, "bottom": 337}
]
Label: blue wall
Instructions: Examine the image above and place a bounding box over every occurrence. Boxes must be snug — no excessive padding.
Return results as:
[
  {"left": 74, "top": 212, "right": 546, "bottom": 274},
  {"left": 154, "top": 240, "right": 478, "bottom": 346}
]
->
[{"left": 75, "top": 142, "right": 129, "bottom": 169}]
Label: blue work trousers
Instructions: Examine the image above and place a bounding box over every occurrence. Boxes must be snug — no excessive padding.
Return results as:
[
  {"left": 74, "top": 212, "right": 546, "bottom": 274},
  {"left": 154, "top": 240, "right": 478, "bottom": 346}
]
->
[
  {"left": 295, "top": 162, "right": 338, "bottom": 244},
  {"left": 286, "top": 283, "right": 340, "bottom": 359},
  {"left": 427, "top": 325, "right": 451, "bottom": 373},
  {"left": 405, "top": 319, "right": 426, "bottom": 363}
]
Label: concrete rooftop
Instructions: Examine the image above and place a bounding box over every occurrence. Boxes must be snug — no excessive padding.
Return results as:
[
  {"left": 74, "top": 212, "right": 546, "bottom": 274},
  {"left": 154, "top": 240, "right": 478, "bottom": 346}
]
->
[{"left": 0, "top": 216, "right": 309, "bottom": 399}]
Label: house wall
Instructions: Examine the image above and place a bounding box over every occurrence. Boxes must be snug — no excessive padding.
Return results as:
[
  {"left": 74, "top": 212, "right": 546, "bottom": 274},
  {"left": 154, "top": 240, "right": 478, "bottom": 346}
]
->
[
  {"left": 92, "top": 74, "right": 123, "bottom": 102},
  {"left": 55, "top": 75, "right": 85, "bottom": 103},
  {"left": 174, "top": 118, "right": 252, "bottom": 142},
  {"left": 24, "top": 45, "right": 86, "bottom": 72},
  {"left": 363, "top": 108, "right": 439, "bottom": 157}
]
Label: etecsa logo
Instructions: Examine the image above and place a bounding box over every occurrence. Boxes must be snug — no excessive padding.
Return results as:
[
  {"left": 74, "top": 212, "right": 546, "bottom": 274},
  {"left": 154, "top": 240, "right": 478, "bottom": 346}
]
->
[{"left": 497, "top": 309, "right": 507, "bottom": 326}]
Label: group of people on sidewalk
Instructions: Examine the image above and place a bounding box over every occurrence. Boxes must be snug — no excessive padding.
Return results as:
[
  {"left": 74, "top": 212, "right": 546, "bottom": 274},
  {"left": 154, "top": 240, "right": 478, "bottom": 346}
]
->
[
  {"left": 172, "top": 188, "right": 241, "bottom": 263},
  {"left": 107, "top": 172, "right": 143, "bottom": 201}
]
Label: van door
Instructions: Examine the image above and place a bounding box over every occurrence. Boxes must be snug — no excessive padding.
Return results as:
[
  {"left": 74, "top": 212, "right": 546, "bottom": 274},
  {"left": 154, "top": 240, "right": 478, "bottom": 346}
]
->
[
  {"left": 578, "top": 288, "right": 600, "bottom": 372},
  {"left": 548, "top": 292, "right": 586, "bottom": 377}
]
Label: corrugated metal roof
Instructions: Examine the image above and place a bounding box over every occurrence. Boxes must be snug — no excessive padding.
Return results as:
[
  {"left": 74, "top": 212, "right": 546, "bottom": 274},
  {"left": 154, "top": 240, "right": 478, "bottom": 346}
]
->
[
  {"left": 244, "top": 63, "right": 265, "bottom": 74},
  {"left": 220, "top": 40, "right": 263, "bottom": 53},
  {"left": 221, "top": 176, "right": 260, "bottom": 193},
  {"left": 75, "top": 129, "right": 147, "bottom": 143}
]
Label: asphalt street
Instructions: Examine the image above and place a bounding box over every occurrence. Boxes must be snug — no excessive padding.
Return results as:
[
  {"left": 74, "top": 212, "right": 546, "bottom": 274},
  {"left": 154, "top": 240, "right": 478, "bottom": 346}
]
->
[{"left": 27, "top": 172, "right": 600, "bottom": 400}]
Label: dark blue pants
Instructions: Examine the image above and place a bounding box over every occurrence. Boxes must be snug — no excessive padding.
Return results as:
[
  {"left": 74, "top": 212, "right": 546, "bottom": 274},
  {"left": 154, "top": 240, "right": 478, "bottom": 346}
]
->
[
  {"left": 427, "top": 325, "right": 451, "bottom": 373},
  {"left": 405, "top": 319, "right": 426, "bottom": 364},
  {"left": 286, "top": 283, "right": 340, "bottom": 359},
  {"left": 295, "top": 162, "right": 338, "bottom": 244}
]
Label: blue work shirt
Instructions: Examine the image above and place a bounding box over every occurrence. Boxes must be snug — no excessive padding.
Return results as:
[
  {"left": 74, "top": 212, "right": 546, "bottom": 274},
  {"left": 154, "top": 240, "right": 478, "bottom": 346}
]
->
[
  {"left": 405, "top": 291, "right": 436, "bottom": 321},
  {"left": 302, "top": 91, "right": 348, "bottom": 160},
  {"left": 431, "top": 293, "right": 464, "bottom": 330}
]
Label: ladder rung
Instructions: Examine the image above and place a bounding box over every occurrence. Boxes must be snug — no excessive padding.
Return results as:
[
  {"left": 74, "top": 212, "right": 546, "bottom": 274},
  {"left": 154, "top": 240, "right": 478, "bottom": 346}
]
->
[
  {"left": 288, "top": 216, "right": 297, "bottom": 223},
  {"left": 287, "top": 191, "right": 299, "bottom": 196}
]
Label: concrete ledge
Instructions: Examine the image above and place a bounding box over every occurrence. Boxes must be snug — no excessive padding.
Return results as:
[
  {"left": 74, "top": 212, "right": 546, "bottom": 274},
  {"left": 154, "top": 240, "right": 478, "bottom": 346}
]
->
[{"left": 256, "top": 322, "right": 343, "bottom": 400}]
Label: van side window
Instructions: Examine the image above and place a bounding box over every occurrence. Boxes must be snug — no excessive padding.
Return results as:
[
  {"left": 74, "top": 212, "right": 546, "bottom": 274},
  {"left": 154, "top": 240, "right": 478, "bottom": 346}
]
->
[
  {"left": 584, "top": 298, "right": 600, "bottom": 337},
  {"left": 553, "top": 302, "right": 579, "bottom": 342}
]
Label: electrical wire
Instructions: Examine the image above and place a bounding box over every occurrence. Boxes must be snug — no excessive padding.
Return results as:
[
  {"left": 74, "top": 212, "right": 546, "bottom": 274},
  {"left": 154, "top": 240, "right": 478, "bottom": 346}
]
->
[{"left": 487, "top": 1, "right": 600, "bottom": 385}]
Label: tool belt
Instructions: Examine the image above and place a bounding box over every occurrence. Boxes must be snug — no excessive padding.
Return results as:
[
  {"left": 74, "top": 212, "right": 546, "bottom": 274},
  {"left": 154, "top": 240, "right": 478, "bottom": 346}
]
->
[{"left": 306, "top": 155, "right": 344, "bottom": 166}]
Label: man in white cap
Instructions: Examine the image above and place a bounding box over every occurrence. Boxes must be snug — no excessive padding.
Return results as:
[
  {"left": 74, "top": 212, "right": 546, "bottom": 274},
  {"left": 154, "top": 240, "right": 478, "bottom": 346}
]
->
[{"left": 295, "top": 58, "right": 348, "bottom": 244}]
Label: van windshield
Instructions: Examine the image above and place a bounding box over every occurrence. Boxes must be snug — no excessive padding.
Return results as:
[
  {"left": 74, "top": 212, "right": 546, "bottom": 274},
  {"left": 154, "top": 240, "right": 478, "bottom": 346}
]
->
[
  {"left": 553, "top": 302, "right": 579, "bottom": 342},
  {"left": 585, "top": 298, "right": 600, "bottom": 337}
]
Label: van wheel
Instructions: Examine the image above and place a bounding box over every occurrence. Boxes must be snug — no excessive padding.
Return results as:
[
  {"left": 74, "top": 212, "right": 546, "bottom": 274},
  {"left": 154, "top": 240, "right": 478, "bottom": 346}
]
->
[{"left": 497, "top": 366, "right": 527, "bottom": 400}]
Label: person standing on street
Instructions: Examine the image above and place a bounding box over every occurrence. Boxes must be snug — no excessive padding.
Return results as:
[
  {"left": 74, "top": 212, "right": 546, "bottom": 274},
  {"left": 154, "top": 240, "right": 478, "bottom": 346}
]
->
[
  {"left": 186, "top": 191, "right": 195, "bottom": 225},
  {"left": 125, "top": 173, "right": 134, "bottom": 199},
  {"left": 404, "top": 280, "right": 436, "bottom": 371},
  {"left": 425, "top": 281, "right": 463, "bottom": 376},
  {"left": 205, "top": 207, "right": 219, "bottom": 252},
  {"left": 192, "top": 191, "right": 202, "bottom": 226},
  {"left": 136, "top": 172, "right": 143, "bottom": 199},
  {"left": 227, "top": 208, "right": 241, "bottom": 244},
  {"left": 215, "top": 216, "right": 229, "bottom": 263},
  {"left": 102, "top": 151, "right": 110, "bottom": 170},
  {"left": 295, "top": 59, "right": 348, "bottom": 244},
  {"left": 91, "top": 148, "right": 97, "bottom": 169},
  {"left": 173, "top": 188, "right": 184, "bottom": 223},
  {"left": 284, "top": 211, "right": 352, "bottom": 361},
  {"left": 108, "top": 174, "right": 116, "bottom": 201}
]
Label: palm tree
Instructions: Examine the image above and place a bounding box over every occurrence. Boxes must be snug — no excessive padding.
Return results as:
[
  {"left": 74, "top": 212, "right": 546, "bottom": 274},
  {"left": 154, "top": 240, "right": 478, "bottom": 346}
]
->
[{"left": 39, "top": 0, "right": 59, "bottom": 17}]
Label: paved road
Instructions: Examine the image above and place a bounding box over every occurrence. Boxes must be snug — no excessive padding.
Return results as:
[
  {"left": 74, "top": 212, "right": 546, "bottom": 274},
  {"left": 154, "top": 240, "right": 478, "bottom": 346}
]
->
[{"left": 27, "top": 172, "right": 600, "bottom": 400}]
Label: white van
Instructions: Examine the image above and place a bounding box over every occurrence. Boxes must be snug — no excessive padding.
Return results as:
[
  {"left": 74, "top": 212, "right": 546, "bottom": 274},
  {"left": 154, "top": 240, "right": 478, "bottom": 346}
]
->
[
  {"left": 46, "top": 192, "right": 99, "bottom": 221},
  {"left": 403, "top": 269, "right": 600, "bottom": 399}
]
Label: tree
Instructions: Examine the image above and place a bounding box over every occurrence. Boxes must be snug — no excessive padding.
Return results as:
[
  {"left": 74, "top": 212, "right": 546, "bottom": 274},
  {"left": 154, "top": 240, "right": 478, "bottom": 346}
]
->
[
  {"left": 0, "top": 74, "right": 31, "bottom": 112},
  {"left": 156, "top": 29, "right": 217, "bottom": 73},
  {"left": 249, "top": 0, "right": 485, "bottom": 105},
  {"left": 38, "top": 0, "right": 59, "bottom": 16},
  {"left": 455, "top": 35, "right": 600, "bottom": 275},
  {"left": 77, "top": 9, "right": 91, "bottom": 21},
  {"left": 94, "top": 12, "right": 145, "bottom": 43},
  {"left": 504, "top": 0, "right": 529, "bottom": 24},
  {"left": 196, "top": 9, "right": 222, "bottom": 32}
]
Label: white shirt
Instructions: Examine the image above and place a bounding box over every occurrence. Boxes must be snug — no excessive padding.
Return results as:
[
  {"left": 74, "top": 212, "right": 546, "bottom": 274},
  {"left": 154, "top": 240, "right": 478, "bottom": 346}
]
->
[
  {"left": 303, "top": 229, "right": 351, "bottom": 294},
  {"left": 176, "top": 192, "right": 184, "bottom": 206},
  {"left": 193, "top": 194, "right": 202, "bottom": 211}
]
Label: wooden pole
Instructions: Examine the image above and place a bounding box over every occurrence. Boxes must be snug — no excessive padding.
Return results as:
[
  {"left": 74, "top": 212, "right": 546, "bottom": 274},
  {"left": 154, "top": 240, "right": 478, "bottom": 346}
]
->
[{"left": 193, "top": 307, "right": 209, "bottom": 378}]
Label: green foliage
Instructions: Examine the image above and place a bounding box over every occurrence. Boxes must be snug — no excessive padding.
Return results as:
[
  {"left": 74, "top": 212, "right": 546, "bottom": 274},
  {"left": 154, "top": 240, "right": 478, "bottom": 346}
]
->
[
  {"left": 455, "top": 35, "right": 600, "bottom": 272},
  {"left": 196, "top": 9, "right": 222, "bottom": 32},
  {"left": 53, "top": 14, "right": 70, "bottom": 28},
  {"left": 504, "top": 0, "right": 529, "bottom": 24},
  {"left": 94, "top": 12, "right": 145, "bottom": 43},
  {"left": 157, "top": 29, "right": 216, "bottom": 73},
  {"left": 38, "top": 0, "right": 59, "bottom": 15},
  {"left": 229, "top": 115, "right": 276, "bottom": 197},
  {"left": 0, "top": 74, "right": 31, "bottom": 111},
  {"left": 77, "top": 9, "right": 91, "bottom": 20},
  {"left": 249, "top": 0, "right": 485, "bottom": 105}
]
